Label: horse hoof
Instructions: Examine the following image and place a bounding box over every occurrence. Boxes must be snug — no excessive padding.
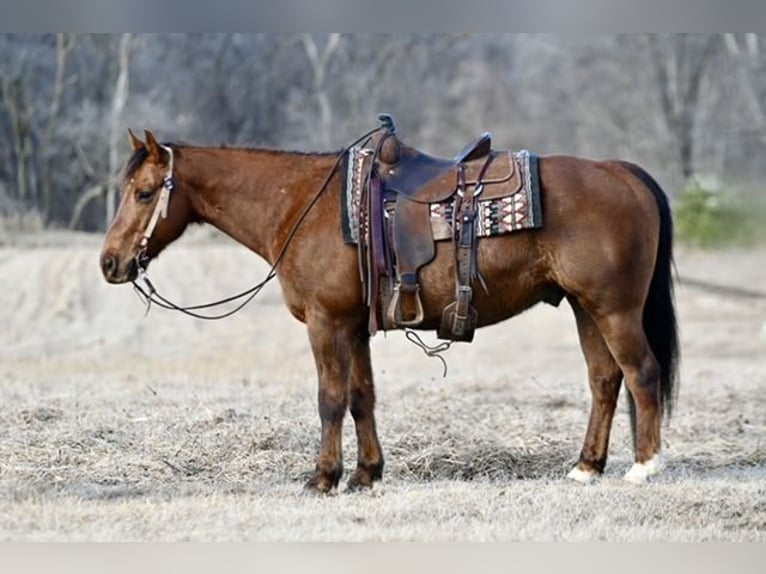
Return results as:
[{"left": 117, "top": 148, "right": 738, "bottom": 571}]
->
[
  {"left": 303, "top": 481, "right": 335, "bottom": 495},
  {"left": 345, "top": 460, "right": 384, "bottom": 492},
  {"left": 346, "top": 472, "right": 375, "bottom": 492},
  {"left": 623, "top": 453, "right": 664, "bottom": 485},
  {"left": 304, "top": 474, "right": 338, "bottom": 495},
  {"left": 567, "top": 465, "right": 599, "bottom": 484}
]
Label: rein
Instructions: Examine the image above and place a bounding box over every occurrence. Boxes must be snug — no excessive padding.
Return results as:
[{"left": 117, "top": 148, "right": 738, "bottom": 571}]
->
[{"left": 131, "top": 126, "right": 383, "bottom": 320}]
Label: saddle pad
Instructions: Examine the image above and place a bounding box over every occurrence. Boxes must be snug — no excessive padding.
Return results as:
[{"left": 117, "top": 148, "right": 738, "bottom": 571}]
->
[{"left": 342, "top": 147, "right": 543, "bottom": 245}]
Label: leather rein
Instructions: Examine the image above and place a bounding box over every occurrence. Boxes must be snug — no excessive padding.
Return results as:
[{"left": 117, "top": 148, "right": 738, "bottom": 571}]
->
[{"left": 131, "top": 126, "right": 382, "bottom": 320}]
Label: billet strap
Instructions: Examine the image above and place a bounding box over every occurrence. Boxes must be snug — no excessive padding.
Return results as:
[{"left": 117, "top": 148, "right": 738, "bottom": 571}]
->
[
  {"left": 436, "top": 156, "right": 493, "bottom": 342},
  {"left": 140, "top": 145, "right": 175, "bottom": 248}
]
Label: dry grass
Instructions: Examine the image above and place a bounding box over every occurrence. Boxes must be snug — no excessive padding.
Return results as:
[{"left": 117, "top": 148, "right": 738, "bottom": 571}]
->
[{"left": 0, "top": 232, "right": 764, "bottom": 540}]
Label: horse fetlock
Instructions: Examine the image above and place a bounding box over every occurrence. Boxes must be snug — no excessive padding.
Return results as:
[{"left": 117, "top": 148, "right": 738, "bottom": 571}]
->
[{"left": 623, "top": 453, "right": 664, "bottom": 484}]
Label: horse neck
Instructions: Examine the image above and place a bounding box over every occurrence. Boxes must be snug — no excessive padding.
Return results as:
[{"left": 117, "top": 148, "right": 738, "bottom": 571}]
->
[{"left": 174, "top": 146, "right": 338, "bottom": 263}]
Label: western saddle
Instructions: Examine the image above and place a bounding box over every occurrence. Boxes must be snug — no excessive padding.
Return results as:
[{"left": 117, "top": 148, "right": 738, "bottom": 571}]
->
[{"left": 362, "top": 114, "right": 520, "bottom": 342}]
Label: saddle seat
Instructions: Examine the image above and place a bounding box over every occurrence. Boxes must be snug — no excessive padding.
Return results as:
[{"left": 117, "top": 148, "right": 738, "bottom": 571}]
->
[{"left": 372, "top": 130, "right": 516, "bottom": 204}]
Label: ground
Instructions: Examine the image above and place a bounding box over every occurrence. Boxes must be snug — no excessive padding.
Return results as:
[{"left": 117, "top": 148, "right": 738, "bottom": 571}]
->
[{"left": 0, "top": 229, "right": 764, "bottom": 541}]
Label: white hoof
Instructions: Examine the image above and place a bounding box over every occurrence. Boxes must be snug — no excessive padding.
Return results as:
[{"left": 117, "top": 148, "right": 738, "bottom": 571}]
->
[
  {"left": 623, "top": 453, "right": 664, "bottom": 484},
  {"left": 567, "top": 465, "right": 599, "bottom": 484}
]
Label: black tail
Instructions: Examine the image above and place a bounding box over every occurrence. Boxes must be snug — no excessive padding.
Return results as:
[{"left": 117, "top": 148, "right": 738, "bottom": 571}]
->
[{"left": 622, "top": 162, "right": 680, "bottom": 423}]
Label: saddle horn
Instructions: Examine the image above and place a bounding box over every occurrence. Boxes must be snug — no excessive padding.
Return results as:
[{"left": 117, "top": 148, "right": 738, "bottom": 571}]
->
[{"left": 377, "top": 113, "right": 396, "bottom": 134}]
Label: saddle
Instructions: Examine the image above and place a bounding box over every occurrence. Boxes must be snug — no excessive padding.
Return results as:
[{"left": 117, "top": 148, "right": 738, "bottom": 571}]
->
[{"left": 362, "top": 114, "right": 521, "bottom": 342}]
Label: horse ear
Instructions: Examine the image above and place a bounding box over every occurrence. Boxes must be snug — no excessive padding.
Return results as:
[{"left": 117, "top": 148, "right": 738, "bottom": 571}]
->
[
  {"left": 144, "top": 129, "right": 163, "bottom": 161},
  {"left": 128, "top": 129, "right": 145, "bottom": 151}
]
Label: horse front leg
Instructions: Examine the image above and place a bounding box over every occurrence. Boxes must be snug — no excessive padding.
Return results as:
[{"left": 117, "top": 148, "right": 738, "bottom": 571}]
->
[
  {"left": 305, "top": 313, "right": 351, "bottom": 493},
  {"left": 346, "top": 330, "right": 384, "bottom": 490}
]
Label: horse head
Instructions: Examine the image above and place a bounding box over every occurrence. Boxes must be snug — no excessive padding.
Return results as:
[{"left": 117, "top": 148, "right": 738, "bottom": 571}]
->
[{"left": 100, "top": 130, "right": 193, "bottom": 283}]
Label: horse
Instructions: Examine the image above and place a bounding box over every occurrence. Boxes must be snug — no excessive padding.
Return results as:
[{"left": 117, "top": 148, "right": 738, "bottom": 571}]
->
[{"left": 100, "top": 127, "right": 678, "bottom": 493}]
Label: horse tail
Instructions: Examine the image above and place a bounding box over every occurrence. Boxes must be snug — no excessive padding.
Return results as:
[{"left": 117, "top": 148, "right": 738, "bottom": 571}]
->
[{"left": 621, "top": 162, "right": 680, "bottom": 424}]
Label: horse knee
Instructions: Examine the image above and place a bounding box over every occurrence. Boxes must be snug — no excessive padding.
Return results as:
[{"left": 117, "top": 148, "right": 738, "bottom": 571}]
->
[
  {"left": 349, "top": 386, "right": 374, "bottom": 421},
  {"left": 318, "top": 388, "right": 347, "bottom": 422}
]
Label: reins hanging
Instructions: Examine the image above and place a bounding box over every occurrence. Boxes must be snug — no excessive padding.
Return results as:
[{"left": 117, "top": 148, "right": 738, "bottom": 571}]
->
[{"left": 131, "top": 125, "right": 383, "bottom": 320}]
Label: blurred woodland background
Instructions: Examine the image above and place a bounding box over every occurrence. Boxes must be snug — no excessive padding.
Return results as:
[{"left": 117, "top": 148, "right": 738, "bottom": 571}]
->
[{"left": 0, "top": 33, "right": 764, "bottom": 244}]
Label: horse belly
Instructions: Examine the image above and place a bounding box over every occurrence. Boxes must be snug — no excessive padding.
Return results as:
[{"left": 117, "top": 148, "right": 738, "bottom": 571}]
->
[{"left": 415, "top": 233, "right": 554, "bottom": 330}]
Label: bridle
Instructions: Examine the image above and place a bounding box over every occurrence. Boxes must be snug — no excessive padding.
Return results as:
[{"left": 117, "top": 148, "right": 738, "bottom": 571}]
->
[
  {"left": 131, "top": 126, "right": 383, "bottom": 320},
  {"left": 138, "top": 144, "right": 175, "bottom": 258},
  {"left": 134, "top": 144, "right": 174, "bottom": 272}
]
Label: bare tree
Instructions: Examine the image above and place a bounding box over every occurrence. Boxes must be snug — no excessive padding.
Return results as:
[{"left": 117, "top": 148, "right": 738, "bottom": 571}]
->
[
  {"left": 68, "top": 33, "right": 133, "bottom": 230},
  {"left": 0, "top": 77, "right": 32, "bottom": 203},
  {"left": 40, "top": 33, "right": 76, "bottom": 222},
  {"left": 300, "top": 33, "right": 343, "bottom": 148},
  {"left": 722, "top": 33, "right": 766, "bottom": 139},
  {"left": 105, "top": 33, "right": 133, "bottom": 227},
  {"left": 646, "top": 34, "right": 719, "bottom": 182},
  {"left": 3, "top": 34, "right": 766, "bottom": 230}
]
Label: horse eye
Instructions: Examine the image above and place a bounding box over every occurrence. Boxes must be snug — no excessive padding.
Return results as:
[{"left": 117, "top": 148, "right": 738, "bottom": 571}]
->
[{"left": 137, "top": 189, "right": 156, "bottom": 203}]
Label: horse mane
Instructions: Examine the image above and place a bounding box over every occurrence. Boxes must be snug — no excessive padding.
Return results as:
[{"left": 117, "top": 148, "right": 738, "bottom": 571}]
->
[
  {"left": 215, "top": 143, "right": 342, "bottom": 158},
  {"left": 124, "top": 142, "right": 340, "bottom": 180},
  {"left": 177, "top": 139, "right": 341, "bottom": 158}
]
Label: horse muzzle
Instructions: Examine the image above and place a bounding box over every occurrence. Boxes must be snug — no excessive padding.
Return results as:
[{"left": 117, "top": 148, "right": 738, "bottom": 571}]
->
[{"left": 100, "top": 251, "right": 141, "bottom": 284}]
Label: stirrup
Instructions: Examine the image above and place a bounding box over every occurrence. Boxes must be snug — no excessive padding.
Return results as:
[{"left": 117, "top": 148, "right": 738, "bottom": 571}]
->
[{"left": 387, "top": 283, "right": 425, "bottom": 327}]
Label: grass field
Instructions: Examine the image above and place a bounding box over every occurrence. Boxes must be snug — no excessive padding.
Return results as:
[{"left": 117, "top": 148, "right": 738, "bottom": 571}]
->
[{"left": 0, "top": 230, "right": 764, "bottom": 540}]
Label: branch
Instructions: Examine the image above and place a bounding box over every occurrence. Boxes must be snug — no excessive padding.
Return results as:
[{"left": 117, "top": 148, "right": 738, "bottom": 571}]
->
[
  {"left": 68, "top": 184, "right": 104, "bottom": 230},
  {"left": 300, "top": 34, "right": 319, "bottom": 70},
  {"left": 74, "top": 142, "right": 98, "bottom": 180},
  {"left": 683, "top": 35, "right": 718, "bottom": 107},
  {"left": 646, "top": 34, "right": 679, "bottom": 133}
]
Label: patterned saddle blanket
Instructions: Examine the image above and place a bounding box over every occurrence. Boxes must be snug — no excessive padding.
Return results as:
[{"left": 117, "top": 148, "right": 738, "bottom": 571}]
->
[{"left": 342, "top": 148, "right": 543, "bottom": 246}]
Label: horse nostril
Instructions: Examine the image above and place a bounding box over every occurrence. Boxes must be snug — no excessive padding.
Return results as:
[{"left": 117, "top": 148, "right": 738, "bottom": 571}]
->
[{"left": 102, "top": 254, "right": 117, "bottom": 276}]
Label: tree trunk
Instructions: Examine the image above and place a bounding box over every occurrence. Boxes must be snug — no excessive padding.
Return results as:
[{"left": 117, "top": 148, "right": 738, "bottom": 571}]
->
[
  {"left": 105, "top": 33, "right": 133, "bottom": 228},
  {"left": 646, "top": 34, "right": 718, "bottom": 184},
  {"left": 41, "top": 33, "right": 76, "bottom": 224},
  {"left": 2, "top": 79, "right": 32, "bottom": 204},
  {"left": 301, "top": 33, "right": 342, "bottom": 148},
  {"left": 722, "top": 33, "right": 766, "bottom": 142},
  {"left": 68, "top": 184, "right": 104, "bottom": 230}
]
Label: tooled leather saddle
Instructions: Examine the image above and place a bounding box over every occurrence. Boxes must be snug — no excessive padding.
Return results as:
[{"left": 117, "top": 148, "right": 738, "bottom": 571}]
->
[{"left": 358, "top": 114, "right": 523, "bottom": 342}]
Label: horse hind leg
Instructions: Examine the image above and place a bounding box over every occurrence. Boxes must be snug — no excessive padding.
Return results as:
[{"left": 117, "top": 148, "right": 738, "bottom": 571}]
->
[
  {"left": 567, "top": 297, "right": 624, "bottom": 484},
  {"left": 594, "top": 309, "right": 664, "bottom": 484}
]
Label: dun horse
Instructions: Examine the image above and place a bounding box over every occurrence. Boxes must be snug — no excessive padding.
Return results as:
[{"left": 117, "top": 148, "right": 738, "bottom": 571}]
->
[{"left": 101, "top": 127, "right": 678, "bottom": 492}]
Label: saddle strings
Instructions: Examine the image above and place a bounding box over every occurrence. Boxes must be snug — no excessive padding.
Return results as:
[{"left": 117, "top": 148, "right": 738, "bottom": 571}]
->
[
  {"left": 132, "top": 125, "right": 383, "bottom": 320},
  {"left": 404, "top": 330, "right": 452, "bottom": 377}
]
